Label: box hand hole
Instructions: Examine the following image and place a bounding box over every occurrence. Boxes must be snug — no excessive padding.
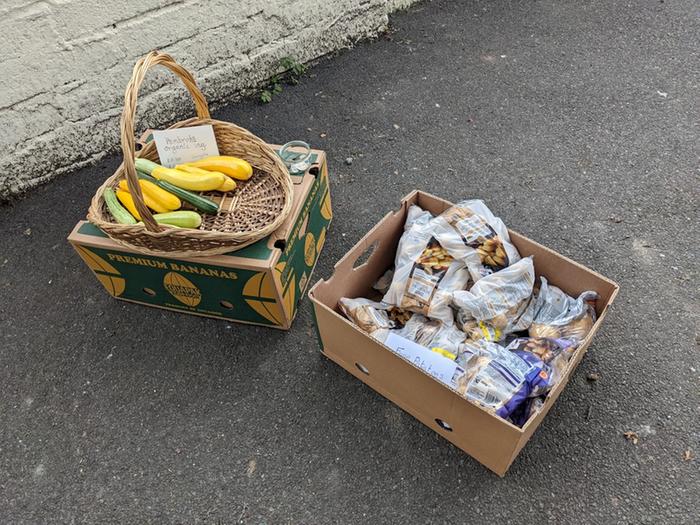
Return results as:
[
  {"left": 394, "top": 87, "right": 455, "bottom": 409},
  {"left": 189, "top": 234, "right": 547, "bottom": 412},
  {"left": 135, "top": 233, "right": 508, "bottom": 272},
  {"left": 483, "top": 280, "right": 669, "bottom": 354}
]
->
[
  {"left": 143, "top": 287, "right": 156, "bottom": 296},
  {"left": 435, "top": 418, "right": 453, "bottom": 431},
  {"left": 353, "top": 241, "right": 379, "bottom": 270},
  {"left": 355, "top": 362, "right": 370, "bottom": 375}
]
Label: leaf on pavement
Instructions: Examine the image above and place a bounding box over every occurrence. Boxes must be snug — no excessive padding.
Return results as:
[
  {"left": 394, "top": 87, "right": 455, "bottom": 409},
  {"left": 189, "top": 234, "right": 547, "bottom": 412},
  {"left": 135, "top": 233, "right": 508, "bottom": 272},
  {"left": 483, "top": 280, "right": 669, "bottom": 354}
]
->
[{"left": 623, "top": 431, "right": 639, "bottom": 445}]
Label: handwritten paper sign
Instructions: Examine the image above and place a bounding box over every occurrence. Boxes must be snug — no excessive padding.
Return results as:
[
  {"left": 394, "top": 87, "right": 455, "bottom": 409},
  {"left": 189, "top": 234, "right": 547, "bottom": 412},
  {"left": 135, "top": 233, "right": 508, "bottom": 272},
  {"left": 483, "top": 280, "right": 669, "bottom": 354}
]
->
[
  {"left": 152, "top": 125, "right": 219, "bottom": 167},
  {"left": 384, "top": 332, "right": 464, "bottom": 388}
]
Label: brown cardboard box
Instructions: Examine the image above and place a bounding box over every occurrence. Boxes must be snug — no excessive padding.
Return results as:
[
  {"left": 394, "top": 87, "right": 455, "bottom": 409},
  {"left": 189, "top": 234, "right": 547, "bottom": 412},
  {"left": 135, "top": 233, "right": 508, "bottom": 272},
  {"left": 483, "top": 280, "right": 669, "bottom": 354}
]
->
[{"left": 308, "top": 190, "right": 619, "bottom": 476}]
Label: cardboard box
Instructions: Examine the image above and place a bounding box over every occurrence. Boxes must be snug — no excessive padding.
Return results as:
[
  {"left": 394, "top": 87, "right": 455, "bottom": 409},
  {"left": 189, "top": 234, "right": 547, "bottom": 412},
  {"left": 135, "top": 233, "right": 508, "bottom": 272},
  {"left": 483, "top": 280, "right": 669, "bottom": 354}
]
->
[
  {"left": 308, "top": 190, "right": 619, "bottom": 475},
  {"left": 69, "top": 148, "right": 332, "bottom": 330}
]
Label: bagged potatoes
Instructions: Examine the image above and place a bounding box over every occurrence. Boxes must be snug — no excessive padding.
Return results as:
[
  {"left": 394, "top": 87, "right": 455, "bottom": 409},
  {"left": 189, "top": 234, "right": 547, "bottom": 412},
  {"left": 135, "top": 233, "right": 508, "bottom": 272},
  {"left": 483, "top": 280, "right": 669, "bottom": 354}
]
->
[
  {"left": 372, "top": 268, "right": 394, "bottom": 295},
  {"left": 505, "top": 336, "right": 577, "bottom": 394},
  {"left": 453, "top": 339, "right": 553, "bottom": 420},
  {"left": 431, "top": 199, "right": 521, "bottom": 282},
  {"left": 529, "top": 277, "right": 598, "bottom": 343},
  {"left": 339, "top": 297, "right": 412, "bottom": 341},
  {"left": 383, "top": 205, "right": 470, "bottom": 324},
  {"left": 396, "top": 314, "right": 467, "bottom": 354},
  {"left": 453, "top": 257, "right": 537, "bottom": 342},
  {"left": 508, "top": 396, "right": 545, "bottom": 427}
]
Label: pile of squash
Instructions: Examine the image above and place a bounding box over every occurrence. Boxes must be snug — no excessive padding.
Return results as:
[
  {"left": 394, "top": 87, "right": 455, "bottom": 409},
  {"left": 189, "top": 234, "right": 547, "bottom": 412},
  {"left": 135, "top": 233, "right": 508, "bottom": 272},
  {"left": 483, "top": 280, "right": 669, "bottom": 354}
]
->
[{"left": 104, "top": 156, "right": 252, "bottom": 228}]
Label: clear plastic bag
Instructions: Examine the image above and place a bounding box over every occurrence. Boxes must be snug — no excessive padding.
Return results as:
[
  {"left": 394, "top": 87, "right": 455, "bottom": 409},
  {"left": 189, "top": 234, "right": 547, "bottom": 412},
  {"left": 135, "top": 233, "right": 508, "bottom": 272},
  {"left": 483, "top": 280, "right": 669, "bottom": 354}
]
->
[
  {"left": 529, "top": 277, "right": 598, "bottom": 343},
  {"left": 505, "top": 336, "right": 577, "bottom": 393},
  {"left": 339, "top": 297, "right": 393, "bottom": 336},
  {"left": 508, "top": 396, "right": 545, "bottom": 427},
  {"left": 404, "top": 203, "right": 433, "bottom": 229},
  {"left": 339, "top": 297, "right": 412, "bottom": 341},
  {"left": 453, "top": 257, "right": 536, "bottom": 342},
  {"left": 372, "top": 268, "right": 394, "bottom": 295},
  {"left": 383, "top": 205, "right": 470, "bottom": 324},
  {"left": 431, "top": 199, "right": 521, "bottom": 282},
  {"left": 454, "top": 339, "right": 553, "bottom": 420},
  {"left": 395, "top": 314, "right": 467, "bottom": 354}
]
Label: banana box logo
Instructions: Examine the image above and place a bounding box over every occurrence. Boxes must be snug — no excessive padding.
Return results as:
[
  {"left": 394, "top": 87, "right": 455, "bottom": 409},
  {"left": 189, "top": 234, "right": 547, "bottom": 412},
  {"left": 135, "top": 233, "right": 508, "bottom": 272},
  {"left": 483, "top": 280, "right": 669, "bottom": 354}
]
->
[
  {"left": 73, "top": 245, "right": 125, "bottom": 297},
  {"left": 316, "top": 226, "right": 327, "bottom": 254},
  {"left": 163, "top": 272, "right": 202, "bottom": 307},
  {"left": 303, "top": 232, "right": 316, "bottom": 267},
  {"left": 320, "top": 187, "right": 332, "bottom": 221},
  {"left": 242, "top": 262, "right": 296, "bottom": 325}
]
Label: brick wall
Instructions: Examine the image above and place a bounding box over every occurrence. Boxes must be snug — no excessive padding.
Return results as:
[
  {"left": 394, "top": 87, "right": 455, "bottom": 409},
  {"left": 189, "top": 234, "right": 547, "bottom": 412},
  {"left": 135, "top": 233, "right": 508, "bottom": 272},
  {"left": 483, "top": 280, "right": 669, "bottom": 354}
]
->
[{"left": 0, "top": 0, "right": 419, "bottom": 198}]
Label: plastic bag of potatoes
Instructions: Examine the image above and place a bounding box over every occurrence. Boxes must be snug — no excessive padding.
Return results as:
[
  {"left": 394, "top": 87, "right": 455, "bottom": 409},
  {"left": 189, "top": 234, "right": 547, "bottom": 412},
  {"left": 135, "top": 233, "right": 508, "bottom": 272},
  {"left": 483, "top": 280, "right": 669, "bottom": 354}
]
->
[
  {"left": 395, "top": 314, "right": 467, "bottom": 354},
  {"left": 453, "top": 339, "right": 553, "bottom": 420},
  {"left": 508, "top": 396, "right": 545, "bottom": 427},
  {"left": 453, "top": 257, "right": 537, "bottom": 342},
  {"left": 372, "top": 268, "right": 394, "bottom": 295},
  {"left": 505, "top": 336, "right": 577, "bottom": 392},
  {"left": 529, "top": 277, "right": 598, "bottom": 343},
  {"left": 383, "top": 205, "right": 471, "bottom": 324},
  {"left": 431, "top": 199, "right": 521, "bottom": 282},
  {"left": 338, "top": 298, "right": 412, "bottom": 341}
]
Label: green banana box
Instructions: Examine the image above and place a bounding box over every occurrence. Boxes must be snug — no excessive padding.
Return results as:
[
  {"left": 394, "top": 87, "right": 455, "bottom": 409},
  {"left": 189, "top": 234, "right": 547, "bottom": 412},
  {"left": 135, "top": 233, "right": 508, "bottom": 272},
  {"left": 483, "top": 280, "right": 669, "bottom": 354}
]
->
[{"left": 68, "top": 149, "right": 332, "bottom": 330}]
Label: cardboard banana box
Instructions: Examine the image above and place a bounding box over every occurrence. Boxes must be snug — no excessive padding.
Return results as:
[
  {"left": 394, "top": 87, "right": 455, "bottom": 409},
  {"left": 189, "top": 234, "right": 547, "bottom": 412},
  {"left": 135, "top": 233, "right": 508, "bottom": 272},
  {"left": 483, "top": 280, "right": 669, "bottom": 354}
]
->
[
  {"left": 308, "top": 190, "right": 618, "bottom": 475},
  {"left": 69, "top": 148, "right": 332, "bottom": 329}
]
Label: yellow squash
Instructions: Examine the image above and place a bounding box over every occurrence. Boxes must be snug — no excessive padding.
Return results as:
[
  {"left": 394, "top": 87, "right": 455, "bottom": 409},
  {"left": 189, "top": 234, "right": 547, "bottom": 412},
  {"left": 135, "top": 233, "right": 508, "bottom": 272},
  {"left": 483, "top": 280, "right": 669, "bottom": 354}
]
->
[
  {"left": 217, "top": 177, "right": 236, "bottom": 191},
  {"left": 118, "top": 180, "right": 180, "bottom": 212},
  {"left": 139, "top": 179, "right": 181, "bottom": 210},
  {"left": 178, "top": 156, "right": 253, "bottom": 181},
  {"left": 177, "top": 165, "right": 236, "bottom": 191},
  {"left": 115, "top": 189, "right": 141, "bottom": 220},
  {"left": 135, "top": 158, "right": 225, "bottom": 191}
]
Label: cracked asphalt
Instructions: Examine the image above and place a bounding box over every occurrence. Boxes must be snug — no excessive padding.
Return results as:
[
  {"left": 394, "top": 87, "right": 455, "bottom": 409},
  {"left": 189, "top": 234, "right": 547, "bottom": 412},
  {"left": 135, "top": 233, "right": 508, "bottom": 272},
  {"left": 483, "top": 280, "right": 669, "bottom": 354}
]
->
[{"left": 1, "top": 0, "right": 698, "bottom": 523}]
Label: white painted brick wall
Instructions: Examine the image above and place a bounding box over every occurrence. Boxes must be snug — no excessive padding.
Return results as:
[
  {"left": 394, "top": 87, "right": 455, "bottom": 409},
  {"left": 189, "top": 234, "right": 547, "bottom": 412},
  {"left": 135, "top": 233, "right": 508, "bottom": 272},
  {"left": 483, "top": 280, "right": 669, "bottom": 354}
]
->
[{"left": 0, "top": 0, "right": 419, "bottom": 198}]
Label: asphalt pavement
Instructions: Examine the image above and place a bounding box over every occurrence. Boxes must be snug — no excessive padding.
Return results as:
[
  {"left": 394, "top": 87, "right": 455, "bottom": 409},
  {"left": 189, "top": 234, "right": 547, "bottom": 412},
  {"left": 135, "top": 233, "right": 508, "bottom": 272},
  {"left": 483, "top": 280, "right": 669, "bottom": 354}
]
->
[{"left": 1, "top": 0, "right": 698, "bottom": 523}]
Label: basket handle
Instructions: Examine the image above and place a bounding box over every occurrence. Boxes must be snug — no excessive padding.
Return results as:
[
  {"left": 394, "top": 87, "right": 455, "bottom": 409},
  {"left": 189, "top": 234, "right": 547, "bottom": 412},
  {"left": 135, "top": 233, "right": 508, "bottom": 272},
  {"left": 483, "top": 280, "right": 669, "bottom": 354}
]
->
[{"left": 120, "top": 50, "right": 211, "bottom": 230}]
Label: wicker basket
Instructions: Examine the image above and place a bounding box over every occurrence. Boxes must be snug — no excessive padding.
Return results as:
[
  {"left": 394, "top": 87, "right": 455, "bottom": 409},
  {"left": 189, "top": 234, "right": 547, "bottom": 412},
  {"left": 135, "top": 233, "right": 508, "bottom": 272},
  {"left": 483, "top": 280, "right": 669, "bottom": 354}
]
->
[{"left": 88, "top": 51, "right": 293, "bottom": 257}]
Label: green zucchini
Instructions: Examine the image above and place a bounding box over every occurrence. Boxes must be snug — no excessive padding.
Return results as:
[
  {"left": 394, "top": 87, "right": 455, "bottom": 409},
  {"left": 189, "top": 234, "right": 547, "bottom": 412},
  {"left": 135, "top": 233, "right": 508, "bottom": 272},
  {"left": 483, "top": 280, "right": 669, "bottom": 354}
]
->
[
  {"left": 152, "top": 211, "right": 202, "bottom": 229},
  {"left": 103, "top": 187, "right": 136, "bottom": 224},
  {"left": 137, "top": 170, "right": 219, "bottom": 214},
  {"left": 134, "top": 158, "right": 159, "bottom": 174}
]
